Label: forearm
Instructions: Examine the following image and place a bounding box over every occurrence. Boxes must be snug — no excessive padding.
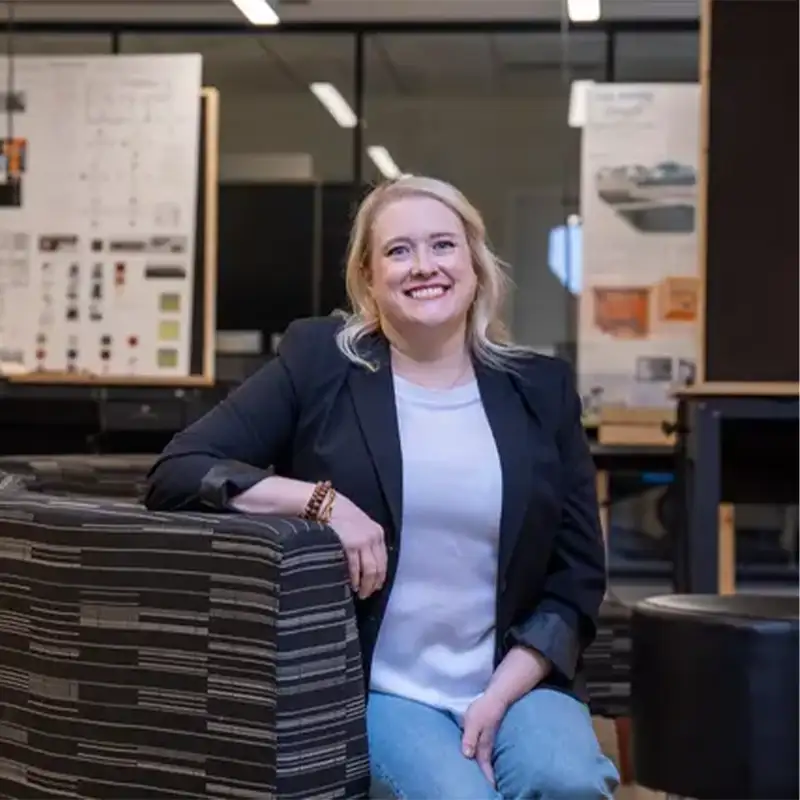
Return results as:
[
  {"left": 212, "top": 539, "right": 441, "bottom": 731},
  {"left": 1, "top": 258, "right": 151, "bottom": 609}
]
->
[
  {"left": 485, "top": 646, "right": 552, "bottom": 708},
  {"left": 230, "top": 475, "right": 315, "bottom": 516}
]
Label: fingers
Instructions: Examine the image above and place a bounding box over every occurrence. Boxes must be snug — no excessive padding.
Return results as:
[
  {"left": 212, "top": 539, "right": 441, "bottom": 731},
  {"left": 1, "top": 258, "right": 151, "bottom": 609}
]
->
[
  {"left": 371, "top": 540, "right": 388, "bottom": 592},
  {"left": 357, "top": 546, "right": 378, "bottom": 599},
  {"left": 462, "top": 718, "right": 495, "bottom": 787},
  {"left": 334, "top": 507, "right": 386, "bottom": 598},
  {"left": 357, "top": 541, "right": 387, "bottom": 599},
  {"left": 346, "top": 548, "right": 361, "bottom": 593},
  {"left": 476, "top": 733, "right": 495, "bottom": 787}
]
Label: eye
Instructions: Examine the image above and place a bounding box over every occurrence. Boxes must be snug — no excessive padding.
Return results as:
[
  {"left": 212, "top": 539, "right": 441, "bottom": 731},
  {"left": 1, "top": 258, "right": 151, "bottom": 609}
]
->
[
  {"left": 386, "top": 243, "right": 410, "bottom": 258},
  {"left": 432, "top": 239, "right": 456, "bottom": 252}
]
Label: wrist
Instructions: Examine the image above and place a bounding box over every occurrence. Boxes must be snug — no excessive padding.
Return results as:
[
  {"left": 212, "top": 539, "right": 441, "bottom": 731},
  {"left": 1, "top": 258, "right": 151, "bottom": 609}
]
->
[
  {"left": 299, "top": 480, "right": 337, "bottom": 523},
  {"left": 485, "top": 646, "right": 551, "bottom": 709},
  {"left": 482, "top": 683, "right": 514, "bottom": 712}
]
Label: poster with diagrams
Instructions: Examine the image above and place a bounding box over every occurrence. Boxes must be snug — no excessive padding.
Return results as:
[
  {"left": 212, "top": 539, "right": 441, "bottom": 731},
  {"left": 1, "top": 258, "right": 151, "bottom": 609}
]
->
[
  {"left": 578, "top": 83, "right": 701, "bottom": 411},
  {"left": 0, "top": 54, "right": 202, "bottom": 379}
]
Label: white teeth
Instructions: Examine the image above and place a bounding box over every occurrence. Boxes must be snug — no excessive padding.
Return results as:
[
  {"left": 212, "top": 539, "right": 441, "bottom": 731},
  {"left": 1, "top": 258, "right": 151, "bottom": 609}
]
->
[{"left": 409, "top": 286, "right": 446, "bottom": 299}]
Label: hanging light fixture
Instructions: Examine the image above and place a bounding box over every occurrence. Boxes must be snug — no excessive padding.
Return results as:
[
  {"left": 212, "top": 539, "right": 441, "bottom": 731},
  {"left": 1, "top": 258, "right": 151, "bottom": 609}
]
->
[{"left": 567, "top": 0, "right": 601, "bottom": 23}]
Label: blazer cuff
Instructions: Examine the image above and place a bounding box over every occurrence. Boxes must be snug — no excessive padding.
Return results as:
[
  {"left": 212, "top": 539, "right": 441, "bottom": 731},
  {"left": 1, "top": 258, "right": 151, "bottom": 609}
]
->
[
  {"left": 507, "top": 604, "right": 580, "bottom": 681},
  {"left": 199, "top": 461, "right": 273, "bottom": 510}
]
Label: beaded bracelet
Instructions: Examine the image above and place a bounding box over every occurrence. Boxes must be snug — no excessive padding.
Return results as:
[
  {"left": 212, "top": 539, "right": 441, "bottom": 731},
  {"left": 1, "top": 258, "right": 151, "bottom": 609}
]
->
[
  {"left": 317, "top": 487, "right": 337, "bottom": 524},
  {"left": 300, "top": 480, "right": 333, "bottom": 521}
]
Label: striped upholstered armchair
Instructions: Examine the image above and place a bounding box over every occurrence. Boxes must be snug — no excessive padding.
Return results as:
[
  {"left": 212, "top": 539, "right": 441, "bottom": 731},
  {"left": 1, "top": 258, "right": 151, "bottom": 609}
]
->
[
  {"left": 0, "top": 456, "right": 369, "bottom": 799},
  {"left": 0, "top": 454, "right": 633, "bottom": 796}
]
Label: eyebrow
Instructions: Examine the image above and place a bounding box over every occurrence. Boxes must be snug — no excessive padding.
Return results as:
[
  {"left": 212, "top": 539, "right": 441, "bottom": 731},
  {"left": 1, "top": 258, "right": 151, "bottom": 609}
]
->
[{"left": 383, "top": 231, "right": 460, "bottom": 248}]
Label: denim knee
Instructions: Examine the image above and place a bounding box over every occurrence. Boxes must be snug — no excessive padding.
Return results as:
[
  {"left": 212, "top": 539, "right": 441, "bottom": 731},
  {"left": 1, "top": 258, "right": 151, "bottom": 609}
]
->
[{"left": 501, "top": 753, "right": 619, "bottom": 800}]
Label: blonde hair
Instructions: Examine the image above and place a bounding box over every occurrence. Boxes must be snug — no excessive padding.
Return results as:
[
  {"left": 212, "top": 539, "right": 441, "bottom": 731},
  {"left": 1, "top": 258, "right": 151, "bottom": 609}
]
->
[{"left": 335, "top": 174, "right": 532, "bottom": 371}]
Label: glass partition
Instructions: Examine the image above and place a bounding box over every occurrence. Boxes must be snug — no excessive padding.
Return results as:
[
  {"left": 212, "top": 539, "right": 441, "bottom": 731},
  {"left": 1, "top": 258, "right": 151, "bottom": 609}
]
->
[
  {"left": 119, "top": 33, "right": 358, "bottom": 342},
  {"left": 121, "top": 33, "right": 357, "bottom": 183},
  {"left": 614, "top": 32, "right": 699, "bottom": 82},
  {"left": 362, "top": 31, "right": 607, "bottom": 357},
  {"left": 0, "top": 33, "right": 113, "bottom": 55}
]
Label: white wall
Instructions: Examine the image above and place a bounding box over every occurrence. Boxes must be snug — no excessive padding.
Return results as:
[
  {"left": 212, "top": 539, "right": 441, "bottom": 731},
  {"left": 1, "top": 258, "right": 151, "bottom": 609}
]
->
[{"left": 218, "top": 84, "right": 581, "bottom": 348}]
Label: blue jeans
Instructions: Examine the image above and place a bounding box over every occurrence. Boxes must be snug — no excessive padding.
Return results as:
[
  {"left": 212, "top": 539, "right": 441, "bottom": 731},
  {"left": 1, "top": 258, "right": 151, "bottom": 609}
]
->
[{"left": 368, "top": 689, "right": 619, "bottom": 799}]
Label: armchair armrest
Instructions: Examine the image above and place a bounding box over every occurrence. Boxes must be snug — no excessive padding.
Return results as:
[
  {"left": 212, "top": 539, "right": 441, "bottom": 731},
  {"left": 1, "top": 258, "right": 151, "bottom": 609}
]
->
[{"left": 0, "top": 490, "right": 369, "bottom": 799}]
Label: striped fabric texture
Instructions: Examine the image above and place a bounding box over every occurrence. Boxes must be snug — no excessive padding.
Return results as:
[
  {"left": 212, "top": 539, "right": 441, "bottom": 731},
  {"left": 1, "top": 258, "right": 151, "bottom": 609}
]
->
[
  {"left": 0, "top": 455, "right": 156, "bottom": 500},
  {"left": 0, "top": 485, "right": 369, "bottom": 799},
  {"left": 584, "top": 597, "right": 632, "bottom": 719}
]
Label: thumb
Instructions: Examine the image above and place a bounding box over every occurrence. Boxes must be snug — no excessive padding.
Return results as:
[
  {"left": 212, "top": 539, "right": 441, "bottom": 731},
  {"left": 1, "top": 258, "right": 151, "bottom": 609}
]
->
[{"left": 461, "top": 717, "right": 478, "bottom": 758}]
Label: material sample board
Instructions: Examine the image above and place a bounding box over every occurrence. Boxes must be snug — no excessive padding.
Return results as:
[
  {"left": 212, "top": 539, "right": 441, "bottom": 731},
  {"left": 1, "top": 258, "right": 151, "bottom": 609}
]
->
[
  {"left": 0, "top": 55, "right": 202, "bottom": 379},
  {"left": 579, "top": 83, "right": 701, "bottom": 412}
]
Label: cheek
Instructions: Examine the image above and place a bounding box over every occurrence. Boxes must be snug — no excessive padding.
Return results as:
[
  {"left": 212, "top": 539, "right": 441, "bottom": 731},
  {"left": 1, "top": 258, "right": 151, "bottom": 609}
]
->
[
  {"left": 369, "top": 261, "right": 405, "bottom": 306},
  {"left": 458, "top": 267, "right": 478, "bottom": 300},
  {"left": 380, "top": 261, "right": 410, "bottom": 292}
]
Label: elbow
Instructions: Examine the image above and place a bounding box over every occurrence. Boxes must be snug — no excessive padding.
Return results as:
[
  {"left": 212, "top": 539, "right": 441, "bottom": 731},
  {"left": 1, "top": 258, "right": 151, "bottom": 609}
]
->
[
  {"left": 145, "top": 451, "right": 272, "bottom": 513},
  {"left": 144, "top": 437, "right": 221, "bottom": 511},
  {"left": 144, "top": 454, "right": 198, "bottom": 511}
]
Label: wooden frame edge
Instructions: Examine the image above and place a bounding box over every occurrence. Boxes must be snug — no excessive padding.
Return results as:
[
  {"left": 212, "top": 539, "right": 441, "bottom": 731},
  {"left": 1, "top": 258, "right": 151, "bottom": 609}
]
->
[
  {"left": 676, "top": 381, "right": 799, "bottom": 398},
  {"left": 201, "top": 86, "right": 220, "bottom": 386},
  {"left": 695, "top": 0, "right": 712, "bottom": 385}
]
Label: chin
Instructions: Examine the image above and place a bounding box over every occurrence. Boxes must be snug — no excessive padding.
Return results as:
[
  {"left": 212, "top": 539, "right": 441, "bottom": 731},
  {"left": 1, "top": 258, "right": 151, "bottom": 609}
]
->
[{"left": 405, "top": 307, "right": 464, "bottom": 329}]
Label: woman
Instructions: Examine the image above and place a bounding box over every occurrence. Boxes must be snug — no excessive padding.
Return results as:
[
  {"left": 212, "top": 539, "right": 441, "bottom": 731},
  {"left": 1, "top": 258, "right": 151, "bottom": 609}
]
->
[{"left": 146, "top": 175, "right": 618, "bottom": 799}]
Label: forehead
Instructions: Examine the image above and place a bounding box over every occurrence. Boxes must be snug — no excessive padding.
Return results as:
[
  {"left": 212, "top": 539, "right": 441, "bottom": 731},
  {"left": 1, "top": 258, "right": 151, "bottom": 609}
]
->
[{"left": 372, "top": 195, "right": 462, "bottom": 243}]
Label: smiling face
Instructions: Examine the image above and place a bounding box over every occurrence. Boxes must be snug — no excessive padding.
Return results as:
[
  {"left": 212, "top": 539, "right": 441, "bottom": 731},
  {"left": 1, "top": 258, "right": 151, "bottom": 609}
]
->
[{"left": 368, "top": 194, "right": 477, "bottom": 338}]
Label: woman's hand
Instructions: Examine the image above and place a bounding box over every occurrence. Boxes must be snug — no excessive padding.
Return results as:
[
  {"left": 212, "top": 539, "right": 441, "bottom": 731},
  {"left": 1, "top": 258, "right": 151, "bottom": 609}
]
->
[
  {"left": 461, "top": 692, "right": 508, "bottom": 787},
  {"left": 329, "top": 495, "right": 387, "bottom": 599}
]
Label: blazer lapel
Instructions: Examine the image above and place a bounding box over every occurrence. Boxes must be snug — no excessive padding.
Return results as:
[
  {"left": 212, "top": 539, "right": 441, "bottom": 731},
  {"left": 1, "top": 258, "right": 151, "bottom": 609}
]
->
[
  {"left": 346, "top": 334, "right": 403, "bottom": 537},
  {"left": 475, "top": 362, "right": 535, "bottom": 583}
]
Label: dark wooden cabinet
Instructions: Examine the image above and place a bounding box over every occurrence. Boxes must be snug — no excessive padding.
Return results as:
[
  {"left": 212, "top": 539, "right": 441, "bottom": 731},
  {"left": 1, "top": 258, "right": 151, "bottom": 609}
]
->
[
  {"left": 217, "top": 182, "right": 363, "bottom": 349},
  {"left": 701, "top": 0, "right": 799, "bottom": 385}
]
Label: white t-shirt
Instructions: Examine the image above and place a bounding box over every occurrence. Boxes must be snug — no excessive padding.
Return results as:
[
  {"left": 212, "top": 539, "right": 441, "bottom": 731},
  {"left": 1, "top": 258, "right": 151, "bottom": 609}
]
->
[{"left": 369, "top": 375, "right": 503, "bottom": 717}]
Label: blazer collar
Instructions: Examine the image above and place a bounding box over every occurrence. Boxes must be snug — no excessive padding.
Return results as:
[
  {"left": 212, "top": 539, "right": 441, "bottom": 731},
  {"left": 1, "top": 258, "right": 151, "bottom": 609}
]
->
[
  {"left": 346, "top": 333, "right": 403, "bottom": 537},
  {"left": 474, "top": 359, "right": 536, "bottom": 580}
]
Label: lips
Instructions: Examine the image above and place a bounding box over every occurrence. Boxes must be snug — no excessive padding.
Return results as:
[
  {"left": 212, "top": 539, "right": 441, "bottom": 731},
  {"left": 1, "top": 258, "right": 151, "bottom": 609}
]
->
[{"left": 404, "top": 284, "right": 451, "bottom": 300}]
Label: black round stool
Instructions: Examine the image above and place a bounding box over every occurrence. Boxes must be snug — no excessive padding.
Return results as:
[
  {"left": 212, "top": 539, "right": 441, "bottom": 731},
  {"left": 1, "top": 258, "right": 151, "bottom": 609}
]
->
[{"left": 632, "top": 594, "right": 798, "bottom": 799}]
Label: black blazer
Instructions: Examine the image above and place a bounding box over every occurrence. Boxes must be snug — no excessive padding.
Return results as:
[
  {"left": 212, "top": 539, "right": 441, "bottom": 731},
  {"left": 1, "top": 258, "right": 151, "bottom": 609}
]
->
[{"left": 145, "top": 317, "right": 606, "bottom": 701}]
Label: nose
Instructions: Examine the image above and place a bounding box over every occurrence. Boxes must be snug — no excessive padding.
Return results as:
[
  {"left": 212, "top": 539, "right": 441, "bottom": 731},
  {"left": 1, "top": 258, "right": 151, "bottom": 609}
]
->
[{"left": 411, "top": 246, "right": 438, "bottom": 276}]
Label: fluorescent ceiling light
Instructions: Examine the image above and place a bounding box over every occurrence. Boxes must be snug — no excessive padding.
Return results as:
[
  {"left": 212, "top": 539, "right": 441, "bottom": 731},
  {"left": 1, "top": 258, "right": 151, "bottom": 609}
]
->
[
  {"left": 567, "top": 0, "right": 601, "bottom": 22},
  {"left": 367, "top": 146, "right": 401, "bottom": 179},
  {"left": 568, "top": 79, "right": 596, "bottom": 128},
  {"left": 231, "top": 0, "right": 279, "bottom": 25},
  {"left": 310, "top": 82, "right": 357, "bottom": 128}
]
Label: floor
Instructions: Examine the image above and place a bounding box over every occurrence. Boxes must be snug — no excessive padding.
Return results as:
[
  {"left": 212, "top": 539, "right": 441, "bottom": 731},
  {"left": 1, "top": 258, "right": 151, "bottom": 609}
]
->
[
  {"left": 616, "top": 787, "right": 662, "bottom": 800},
  {"left": 593, "top": 717, "right": 662, "bottom": 799}
]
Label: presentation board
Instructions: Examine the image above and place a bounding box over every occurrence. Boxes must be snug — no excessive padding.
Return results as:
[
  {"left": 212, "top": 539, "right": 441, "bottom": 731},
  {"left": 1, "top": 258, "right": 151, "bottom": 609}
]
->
[
  {"left": 0, "top": 55, "right": 206, "bottom": 382},
  {"left": 578, "top": 83, "right": 701, "bottom": 413}
]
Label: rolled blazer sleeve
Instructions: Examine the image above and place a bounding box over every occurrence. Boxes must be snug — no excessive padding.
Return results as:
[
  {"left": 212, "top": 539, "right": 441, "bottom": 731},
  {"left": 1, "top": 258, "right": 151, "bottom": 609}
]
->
[
  {"left": 508, "top": 363, "right": 606, "bottom": 682},
  {"left": 144, "top": 320, "right": 311, "bottom": 512}
]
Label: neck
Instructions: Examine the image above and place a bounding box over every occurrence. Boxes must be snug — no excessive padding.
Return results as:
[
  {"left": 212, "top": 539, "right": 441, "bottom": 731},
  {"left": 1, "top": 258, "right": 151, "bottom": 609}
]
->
[{"left": 382, "top": 319, "right": 472, "bottom": 386}]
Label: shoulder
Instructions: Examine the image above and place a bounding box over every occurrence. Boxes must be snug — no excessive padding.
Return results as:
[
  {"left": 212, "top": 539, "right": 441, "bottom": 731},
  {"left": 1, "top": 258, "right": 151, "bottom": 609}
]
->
[
  {"left": 276, "top": 315, "right": 349, "bottom": 393},
  {"left": 279, "top": 315, "right": 344, "bottom": 354},
  {"left": 511, "top": 351, "right": 574, "bottom": 394},
  {"left": 277, "top": 315, "right": 346, "bottom": 368},
  {"left": 507, "top": 352, "right": 579, "bottom": 430}
]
